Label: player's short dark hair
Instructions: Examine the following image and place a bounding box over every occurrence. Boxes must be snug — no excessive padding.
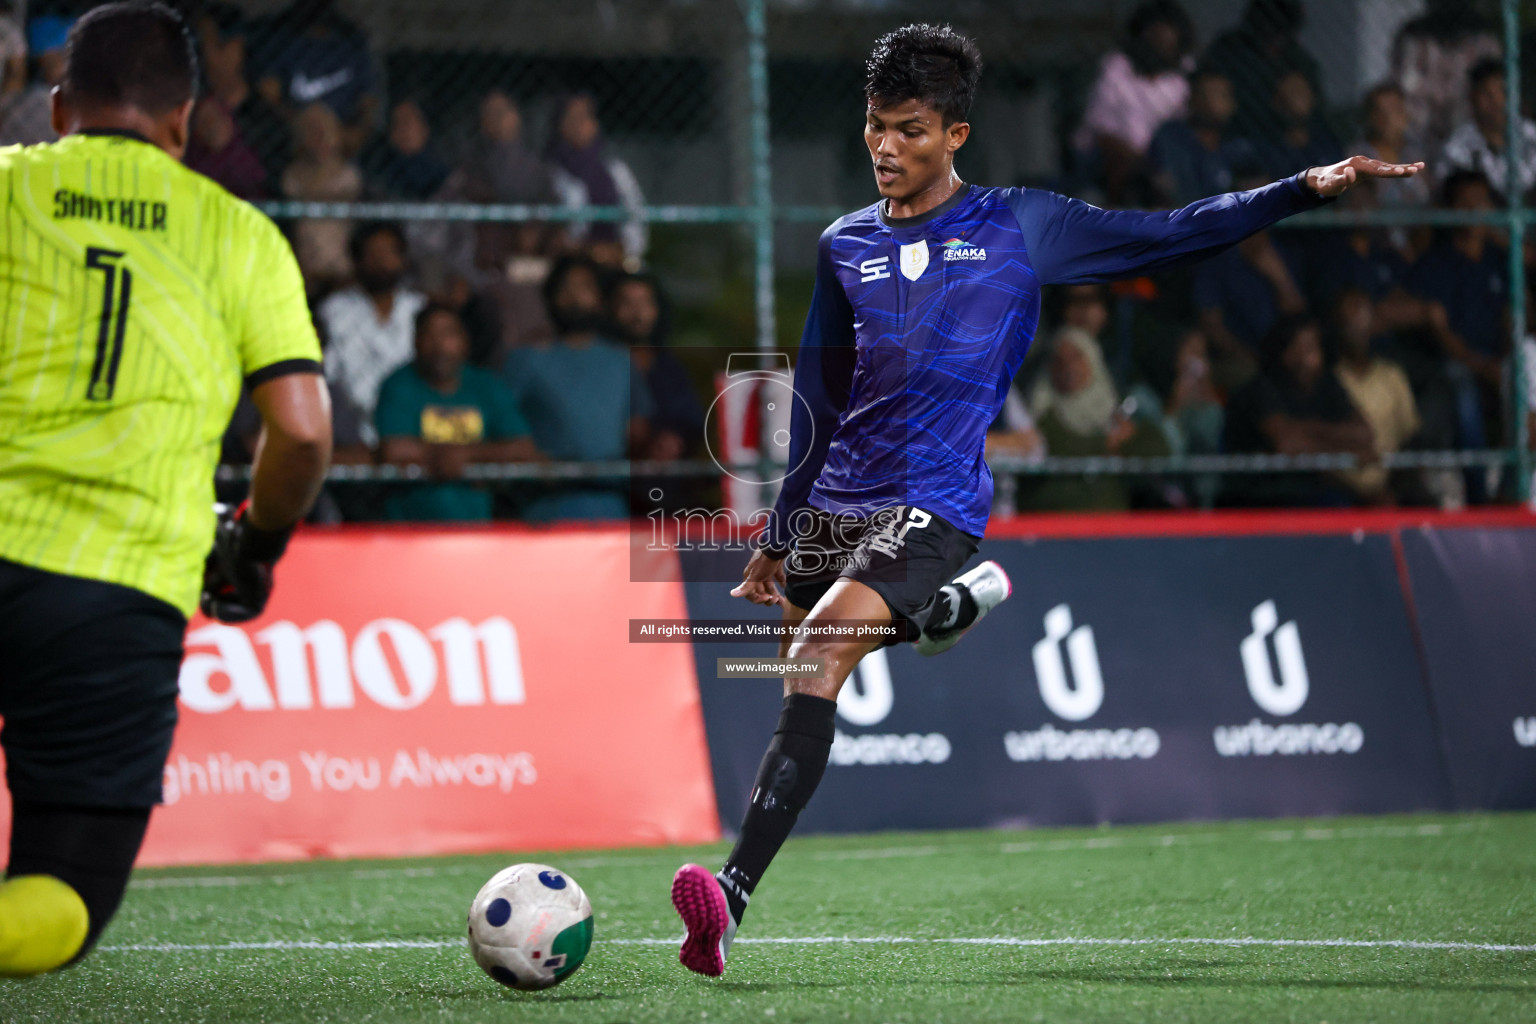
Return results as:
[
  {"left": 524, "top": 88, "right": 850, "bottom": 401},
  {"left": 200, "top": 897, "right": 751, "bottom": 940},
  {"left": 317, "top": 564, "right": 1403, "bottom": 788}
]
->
[
  {"left": 864, "top": 23, "right": 982, "bottom": 126},
  {"left": 348, "top": 221, "right": 407, "bottom": 265},
  {"left": 61, "top": 2, "right": 198, "bottom": 115},
  {"left": 1469, "top": 56, "right": 1504, "bottom": 92}
]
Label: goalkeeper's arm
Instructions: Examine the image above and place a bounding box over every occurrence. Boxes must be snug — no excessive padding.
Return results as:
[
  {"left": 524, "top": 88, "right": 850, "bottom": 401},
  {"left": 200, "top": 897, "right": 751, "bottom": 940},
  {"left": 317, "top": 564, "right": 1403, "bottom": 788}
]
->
[
  {"left": 202, "top": 372, "right": 332, "bottom": 623},
  {"left": 248, "top": 372, "right": 333, "bottom": 531}
]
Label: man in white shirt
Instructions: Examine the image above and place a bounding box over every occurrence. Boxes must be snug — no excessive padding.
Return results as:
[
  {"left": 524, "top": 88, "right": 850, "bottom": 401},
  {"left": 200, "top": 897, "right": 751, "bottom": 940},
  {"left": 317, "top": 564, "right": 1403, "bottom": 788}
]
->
[
  {"left": 319, "top": 221, "right": 427, "bottom": 443},
  {"left": 1438, "top": 57, "right": 1536, "bottom": 198}
]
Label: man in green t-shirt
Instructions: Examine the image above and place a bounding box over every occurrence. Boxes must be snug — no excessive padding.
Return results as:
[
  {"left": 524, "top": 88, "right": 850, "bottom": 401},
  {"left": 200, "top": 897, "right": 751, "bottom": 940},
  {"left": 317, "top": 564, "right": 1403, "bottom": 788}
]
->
[{"left": 376, "top": 304, "right": 540, "bottom": 520}]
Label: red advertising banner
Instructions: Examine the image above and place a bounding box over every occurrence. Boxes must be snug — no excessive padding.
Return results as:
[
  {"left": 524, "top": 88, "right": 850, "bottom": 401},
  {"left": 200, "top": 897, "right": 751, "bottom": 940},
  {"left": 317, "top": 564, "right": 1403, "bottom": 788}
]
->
[{"left": 0, "top": 527, "right": 720, "bottom": 866}]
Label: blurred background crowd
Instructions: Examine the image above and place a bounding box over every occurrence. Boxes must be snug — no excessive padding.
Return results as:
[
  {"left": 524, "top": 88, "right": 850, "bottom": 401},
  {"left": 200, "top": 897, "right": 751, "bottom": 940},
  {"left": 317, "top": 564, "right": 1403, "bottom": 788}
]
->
[{"left": 5, "top": 0, "right": 1533, "bottom": 520}]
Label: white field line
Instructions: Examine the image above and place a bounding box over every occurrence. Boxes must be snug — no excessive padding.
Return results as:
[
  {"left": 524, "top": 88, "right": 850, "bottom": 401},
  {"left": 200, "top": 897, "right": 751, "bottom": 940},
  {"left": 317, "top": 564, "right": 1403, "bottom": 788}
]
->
[
  {"left": 126, "top": 821, "right": 1488, "bottom": 891},
  {"left": 97, "top": 935, "right": 1536, "bottom": 954}
]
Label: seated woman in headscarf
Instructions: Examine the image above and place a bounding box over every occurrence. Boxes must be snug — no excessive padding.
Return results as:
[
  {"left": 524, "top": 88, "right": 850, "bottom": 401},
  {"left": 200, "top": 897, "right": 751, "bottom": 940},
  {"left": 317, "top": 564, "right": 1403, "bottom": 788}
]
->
[
  {"left": 1018, "top": 326, "right": 1169, "bottom": 511},
  {"left": 548, "top": 92, "right": 648, "bottom": 268}
]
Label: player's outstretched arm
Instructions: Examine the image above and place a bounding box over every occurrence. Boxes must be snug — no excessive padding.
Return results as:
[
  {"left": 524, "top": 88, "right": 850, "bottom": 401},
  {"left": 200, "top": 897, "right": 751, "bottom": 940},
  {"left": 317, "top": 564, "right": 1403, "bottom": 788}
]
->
[{"left": 1013, "top": 158, "right": 1424, "bottom": 286}]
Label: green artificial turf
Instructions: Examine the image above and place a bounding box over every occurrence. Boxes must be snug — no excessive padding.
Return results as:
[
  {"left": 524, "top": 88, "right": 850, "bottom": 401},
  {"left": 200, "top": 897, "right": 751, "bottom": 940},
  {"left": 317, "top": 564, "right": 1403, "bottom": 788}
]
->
[{"left": 4, "top": 813, "right": 1533, "bottom": 1023}]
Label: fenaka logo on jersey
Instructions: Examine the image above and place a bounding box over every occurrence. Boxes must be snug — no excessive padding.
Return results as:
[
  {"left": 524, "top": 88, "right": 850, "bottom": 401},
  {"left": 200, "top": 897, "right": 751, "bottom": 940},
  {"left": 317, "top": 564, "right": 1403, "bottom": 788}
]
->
[{"left": 941, "top": 237, "right": 986, "bottom": 262}]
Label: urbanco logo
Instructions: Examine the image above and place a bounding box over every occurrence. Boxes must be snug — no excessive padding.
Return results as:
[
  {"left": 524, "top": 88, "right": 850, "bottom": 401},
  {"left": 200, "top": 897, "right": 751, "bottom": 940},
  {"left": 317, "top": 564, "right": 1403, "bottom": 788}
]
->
[
  {"left": 1214, "top": 601, "right": 1363, "bottom": 757},
  {"left": 1031, "top": 604, "right": 1104, "bottom": 721},
  {"left": 179, "top": 617, "right": 526, "bottom": 713},
  {"left": 1007, "top": 604, "right": 1159, "bottom": 762},
  {"left": 1515, "top": 717, "right": 1536, "bottom": 748},
  {"left": 830, "top": 648, "right": 950, "bottom": 766},
  {"left": 1240, "top": 600, "right": 1309, "bottom": 716}
]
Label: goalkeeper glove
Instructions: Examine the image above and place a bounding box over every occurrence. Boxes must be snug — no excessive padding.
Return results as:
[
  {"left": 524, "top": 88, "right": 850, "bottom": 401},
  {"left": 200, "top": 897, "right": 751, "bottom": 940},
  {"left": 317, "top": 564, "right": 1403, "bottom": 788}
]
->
[{"left": 199, "top": 502, "right": 293, "bottom": 623}]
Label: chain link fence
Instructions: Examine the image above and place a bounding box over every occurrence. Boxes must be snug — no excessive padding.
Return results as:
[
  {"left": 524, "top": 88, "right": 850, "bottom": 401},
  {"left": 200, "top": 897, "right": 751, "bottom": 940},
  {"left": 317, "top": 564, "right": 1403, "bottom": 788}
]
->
[{"left": 13, "top": 0, "right": 1525, "bottom": 518}]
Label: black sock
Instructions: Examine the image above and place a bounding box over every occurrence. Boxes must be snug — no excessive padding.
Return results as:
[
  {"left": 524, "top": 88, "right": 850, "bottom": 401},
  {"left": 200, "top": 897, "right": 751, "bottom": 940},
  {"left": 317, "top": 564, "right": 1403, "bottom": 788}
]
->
[
  {"left": 7, "top": 800, "right": 151, "bottom": 958},
  {"left": 719, "top": 692, "right": 837, "bottom": 917},
  {"left": 922, "top": 583, "right": 978, "bottom": 635}
]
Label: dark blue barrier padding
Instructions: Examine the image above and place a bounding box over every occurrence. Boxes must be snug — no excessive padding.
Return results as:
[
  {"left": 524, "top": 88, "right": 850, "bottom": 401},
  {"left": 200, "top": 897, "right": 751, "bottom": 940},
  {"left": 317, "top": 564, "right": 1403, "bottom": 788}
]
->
[
  {"left": 1400, "top": 528, "right": 1536, "bottom": 809},
  {"left": 682, "top": 534, "right": 1452, "bottom": 834}
]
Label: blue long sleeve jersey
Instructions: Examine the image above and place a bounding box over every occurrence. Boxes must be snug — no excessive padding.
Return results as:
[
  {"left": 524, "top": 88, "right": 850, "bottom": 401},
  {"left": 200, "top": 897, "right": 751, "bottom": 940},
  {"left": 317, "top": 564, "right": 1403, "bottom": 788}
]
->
[{"left": 762, "top": 173, "right": 1330, "bottom": 552}]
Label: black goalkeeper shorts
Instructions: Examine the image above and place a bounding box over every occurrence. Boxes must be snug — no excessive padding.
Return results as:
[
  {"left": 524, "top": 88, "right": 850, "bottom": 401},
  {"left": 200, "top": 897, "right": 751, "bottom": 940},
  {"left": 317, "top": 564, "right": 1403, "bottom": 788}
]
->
[
  {"left": 781, "top": 506, "right": 980, "bottom": 643},
  {"left": 0, "top": 558, "right": 185, "bottom": 809}
]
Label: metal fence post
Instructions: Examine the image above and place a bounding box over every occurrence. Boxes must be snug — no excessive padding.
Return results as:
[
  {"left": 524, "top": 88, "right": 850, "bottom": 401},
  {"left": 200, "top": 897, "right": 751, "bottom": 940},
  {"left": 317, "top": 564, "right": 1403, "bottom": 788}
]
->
[
  {"left": 744, "top": 0, "right": 783, "bottom": 505},
  {"left": 1505, "top": 0, "right": 1530, "bottom": 499},
  {"left": 746, "top": 0, "right": 775, "bottom": 356}
]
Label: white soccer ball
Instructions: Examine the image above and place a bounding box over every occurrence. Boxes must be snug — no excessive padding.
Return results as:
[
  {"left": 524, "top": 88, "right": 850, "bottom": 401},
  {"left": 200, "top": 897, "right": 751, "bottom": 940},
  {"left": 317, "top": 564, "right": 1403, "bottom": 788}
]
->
[{"left": 466, "top": 862, "right": 594, "bottom": 991}]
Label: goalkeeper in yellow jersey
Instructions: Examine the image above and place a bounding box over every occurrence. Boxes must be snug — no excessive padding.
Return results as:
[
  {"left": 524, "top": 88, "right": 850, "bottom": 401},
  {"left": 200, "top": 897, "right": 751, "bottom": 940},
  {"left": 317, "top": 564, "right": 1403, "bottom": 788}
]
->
[{"left": 0, "top": 2, "right": 332, "bottom": 975}]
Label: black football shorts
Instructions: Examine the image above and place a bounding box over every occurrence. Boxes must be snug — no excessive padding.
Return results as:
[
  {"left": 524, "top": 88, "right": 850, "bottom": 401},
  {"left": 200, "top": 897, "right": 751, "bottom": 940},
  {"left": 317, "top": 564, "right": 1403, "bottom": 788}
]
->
[
  {"left": 781, "top": 506, "right": 980, "bottom": 643},
  {"left": 0, "top": 558, "right": 185, "bottom": 809}
]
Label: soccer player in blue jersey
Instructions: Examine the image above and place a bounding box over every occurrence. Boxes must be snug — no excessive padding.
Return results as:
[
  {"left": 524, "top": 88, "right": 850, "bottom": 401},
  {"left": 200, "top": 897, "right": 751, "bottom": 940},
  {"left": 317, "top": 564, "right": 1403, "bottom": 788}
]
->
[{"left": 671, "top": 23, "right": 1422, "bottom": 976}]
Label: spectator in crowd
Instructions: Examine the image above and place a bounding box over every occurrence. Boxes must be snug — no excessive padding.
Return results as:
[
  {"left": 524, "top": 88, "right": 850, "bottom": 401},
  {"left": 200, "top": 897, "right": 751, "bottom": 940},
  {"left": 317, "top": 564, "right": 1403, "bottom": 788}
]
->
[
  {"left": 609, "top": 271, "right": 705, "bottom": 512},
  {"left": 1311, "top": 181, "right": 1465, "bottom": 505},
  {"left": 185, "top": 99, "right": 269, "bottom": 199},
  {"left": 1193, "top": 187, "right": 1307, "bottom": 391},
  {"left": 0, "top": 15, "right": 69, "bottom": 146},
  {"left": 320, "top": 222, "right": 428, "bottom": 442},
  {"left": 376, "top": 304, "right": 539, "bottom": 522},
  {"left": 198, "top": 3, "right": 291, "bottom": 188},
  {"left": 1310, "top": 176, "right": 1414, "bottom": 309},
  {"left": 1392, "top": 0, "right": 1501, "bottom": 158},
  {"left": 458, "top": 90, "right": 560, "bottom": 217},
  {"left": 987, "top": 388, "right": 1047, "bottom": 464},
  {"left": 1018, "top": 326, "right": 1169, "bottom": 511},
  {"left": 1251, "top": 68, "right": 1340, "bottom": 181},
  {"left": 1438, "top": 58, "right": 1536, "bottom": 200},
  {"left": 609, "top": 271, "right": 703, "bottom": 462},
  {"left": 1147, "top": 65, "right": 1254, "bottom": 207},
  {"left": 255, "top": 0, "right": 377, "bottom": 156},
  {"left": 282, "top": 102, "right": 363, "bottom": 291},
  {"left": 1409, "top": 170, "right": 1509, "bottom": 449},
  {"left": 985, "top": 385, "right": 1046, "bottom": 517},
  {"left": 1223, "top": 315, "right": 1374, "bottom": 507},
  {"left": 0, "top": 3, "right": 26, "bottom": 104},
  {"left": 361, "top": 99, "right": 449, "bottom": 200},
  {"left": 1351, "top": 83, "right": 1432, "bottom": 214},
  {"left": 1071, "top": 0, "right": 1194, "bottom": 206},
  {"left": 502, "top": 255, "right": 653, "bottom": 521},
  {"left": 418, "top": 89, "right": 562, "bottom": 355},
  {"left": 548, "top": 92, "right": 648, "bottom": 267},
  {"left": 1204, "top": 0, "right": 1325, "bottom": 147},
  {"left": 1123, "top": 327, "right": 1225, "bottom": 507},
  {"left": 1332, "top": 288, "right": 1421, "bottom": 505},
  {"left": 1130, "top": 327, "right": 1225, "bottom": 459}
]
